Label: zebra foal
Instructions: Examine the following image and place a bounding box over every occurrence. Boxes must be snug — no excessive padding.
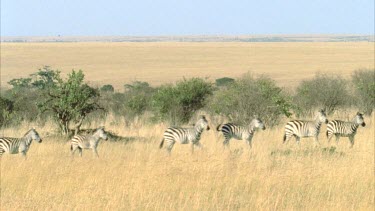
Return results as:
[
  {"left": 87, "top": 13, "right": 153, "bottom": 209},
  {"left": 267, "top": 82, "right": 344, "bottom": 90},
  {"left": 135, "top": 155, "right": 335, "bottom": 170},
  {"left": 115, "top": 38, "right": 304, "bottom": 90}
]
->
[
  {"left": 70, "top": 127, "right": 108, "bottom": 157},
  {"left": 283, "top": 109, "right": 328, "bottom": 145},
  {"left": 0, "top": 128, "right": 42, "bottom": 158},
  {"left": 159, "top": 115, "right": 210, "bottom": 154},
  {"left": 326, "top": 112, "right": 366, "bottom": 148},
  {"left": 216, "top": 118, "right": 266, "bottom": 149}
]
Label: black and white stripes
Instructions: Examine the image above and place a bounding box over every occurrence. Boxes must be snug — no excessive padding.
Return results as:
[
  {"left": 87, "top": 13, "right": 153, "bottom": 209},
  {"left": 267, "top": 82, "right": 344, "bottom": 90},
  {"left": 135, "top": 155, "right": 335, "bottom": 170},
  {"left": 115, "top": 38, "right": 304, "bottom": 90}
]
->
[
  {"left": 159, "top": 115, "right": 210, "bottom": 154},
  {"left": 326, "top": 112, "right": 366, "bottom": 147},
  {"left": 216, "top": 118, "right": 266, "bottom": 149},
  {"left": 283, "top": 109, "right": 328, "bottom": 145},
  {"left": 0, "top": 129, "right": 42, "bottom": 158},
  {"left": 70, "top": 127, "right": 108, "bottom": 157}
]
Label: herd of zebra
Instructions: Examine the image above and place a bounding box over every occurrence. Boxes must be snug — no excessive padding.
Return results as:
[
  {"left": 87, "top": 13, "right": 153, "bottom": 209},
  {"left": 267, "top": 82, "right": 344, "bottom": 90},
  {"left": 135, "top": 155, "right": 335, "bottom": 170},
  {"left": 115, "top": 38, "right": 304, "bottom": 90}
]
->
[{"left": 0, "top": 110, "right": 366, "bottom": 158}]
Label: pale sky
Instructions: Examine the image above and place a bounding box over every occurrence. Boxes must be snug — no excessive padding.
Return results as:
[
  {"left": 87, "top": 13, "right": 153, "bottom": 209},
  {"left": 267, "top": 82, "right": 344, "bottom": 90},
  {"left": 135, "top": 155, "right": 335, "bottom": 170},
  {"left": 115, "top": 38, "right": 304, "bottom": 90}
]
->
[{"left": 1, "top": 0, "right": 374, "bottom": 36}]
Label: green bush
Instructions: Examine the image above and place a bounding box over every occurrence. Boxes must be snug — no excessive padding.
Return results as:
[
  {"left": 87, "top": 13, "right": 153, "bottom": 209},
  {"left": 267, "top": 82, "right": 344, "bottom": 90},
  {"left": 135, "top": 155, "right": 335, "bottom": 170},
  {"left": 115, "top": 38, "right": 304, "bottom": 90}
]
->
[
  {"left": 216, "top": 77, "right": 235, "bottom": 87},
  {"left": 294, "top": 74, "right": 352, "bottom": 115},
  {"left": 208, "top": 74, "right": 293, "bottom": 127},
  {"left": 100, "top": 84, "right": 114, "bottom": 93},
  {"left": 152, "top": 78, "right": 213, "bottom": 124},
  {"left": 100, "top": 81, "right": 155, "bottom": 123},
  {"left": 4, "top": 77, "right": 44, "bottom": 125},
  {"left": 123, "top": 81, "right": 155, "bottom": 119},
  {"left": 0, "top": 97, "right": 14, "bottom": 127},
  {"left": 351, "top": 69, "right": 375, "bottom": 115}
]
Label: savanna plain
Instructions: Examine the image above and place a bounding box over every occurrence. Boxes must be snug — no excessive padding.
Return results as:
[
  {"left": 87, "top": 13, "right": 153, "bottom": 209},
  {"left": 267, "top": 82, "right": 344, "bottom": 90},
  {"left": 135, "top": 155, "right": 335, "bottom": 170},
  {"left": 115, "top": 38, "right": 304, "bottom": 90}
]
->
[{"left": 1, "top": 42, "right": 374, "bottom": 210}]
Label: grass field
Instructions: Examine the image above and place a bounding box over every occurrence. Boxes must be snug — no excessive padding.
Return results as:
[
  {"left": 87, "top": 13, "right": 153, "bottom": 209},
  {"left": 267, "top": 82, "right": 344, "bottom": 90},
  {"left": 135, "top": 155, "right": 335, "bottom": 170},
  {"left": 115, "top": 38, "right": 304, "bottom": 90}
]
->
[
  {"left": 1, "top": 42, "right": 374, "bottom": 210},
  {"left": 1, "top": 42, "right": 374, "bottom": 89},
  {"left": 0, "top": 112, "right": 374, "bottom": 210}
]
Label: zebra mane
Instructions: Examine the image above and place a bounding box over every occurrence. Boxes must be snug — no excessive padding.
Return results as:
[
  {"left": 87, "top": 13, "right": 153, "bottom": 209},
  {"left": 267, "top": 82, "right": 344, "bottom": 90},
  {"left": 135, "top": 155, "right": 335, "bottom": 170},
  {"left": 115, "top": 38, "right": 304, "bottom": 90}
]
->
[
  {"left": 94, "top": 126, "right": 105, "bottom": 133},
  {"left": 23, "top": 128, "right": 35, "bottom": 136}
]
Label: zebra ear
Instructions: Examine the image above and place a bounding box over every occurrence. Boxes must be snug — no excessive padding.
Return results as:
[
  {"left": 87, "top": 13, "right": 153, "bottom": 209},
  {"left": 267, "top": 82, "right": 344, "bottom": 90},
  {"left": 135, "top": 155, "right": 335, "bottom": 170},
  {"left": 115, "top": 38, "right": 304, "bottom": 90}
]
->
[
  {"left": 357, "top": 112, "right": 363, "bottom": 116},
  {"left": 200, "top": 115, "right": 206, "bottom": 120}
]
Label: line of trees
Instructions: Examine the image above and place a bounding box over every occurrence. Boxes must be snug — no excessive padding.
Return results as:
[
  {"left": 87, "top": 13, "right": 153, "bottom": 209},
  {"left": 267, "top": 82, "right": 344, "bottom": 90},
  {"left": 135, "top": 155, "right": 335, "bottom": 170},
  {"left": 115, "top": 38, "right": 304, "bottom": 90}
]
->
[{"left": 0, "top": 66, "right": 374, "bottom": 135}]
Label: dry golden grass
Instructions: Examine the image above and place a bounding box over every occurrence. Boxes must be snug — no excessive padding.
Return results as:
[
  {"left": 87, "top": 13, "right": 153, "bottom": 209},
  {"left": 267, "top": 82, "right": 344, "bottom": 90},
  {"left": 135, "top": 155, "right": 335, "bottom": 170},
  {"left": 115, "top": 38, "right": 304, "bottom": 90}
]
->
[
  {"left": 1, "top": 42, "right": 374, "bottom": 209},
  {"left": 1, "top": 42, "right": 374, "bottom": 89},
  {"left": 1, "top": 112, "right": 374, "bottom": 210}
]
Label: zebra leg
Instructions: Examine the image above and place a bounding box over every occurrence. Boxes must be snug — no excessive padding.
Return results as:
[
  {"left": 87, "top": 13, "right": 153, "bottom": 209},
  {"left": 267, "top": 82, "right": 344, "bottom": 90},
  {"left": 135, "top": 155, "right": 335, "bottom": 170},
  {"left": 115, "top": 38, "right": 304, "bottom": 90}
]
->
[
  {"left": 166, "top": 141, "right": 175, "bottom": 155},
  {"left": 349, "top": 136, "right": 355, "bottom": 148},
  {"left": 223, "top": 136, "right": 231, "bottom": 148},
  {"left": 314, "top": 136, "right": 321, "bottom": 146},
  {"left": 78, "top": 148, "right": 83, "bottom": 157},
  {"left": 245, "top": 139, "right": 253, "bottom": 149},
  {"left": 335, "top": 134, "right": 340, "bottom": 145},
  {"left": 195, "top": 142, "right": 203, "bottom": 150},
  {"left": 71, "top": 145, "right": 79, "bottom": 157},
  {"left": 327, "top": 133, "right": 333, "bottom": 142},
  {"left": 283, "top": 133, "right": 292, "bottom": 144},
  {"left": 21, "top": 151, "right": 27, "bottom": 160},
  {"left": 295, "top": 136, "right": 301, "bottom": 145},
  {"left": 190, "top": 142, "right": 195, "bottom": 154},
  {"left": 93, "top": 148, "right": 99, "bottom": 157}
]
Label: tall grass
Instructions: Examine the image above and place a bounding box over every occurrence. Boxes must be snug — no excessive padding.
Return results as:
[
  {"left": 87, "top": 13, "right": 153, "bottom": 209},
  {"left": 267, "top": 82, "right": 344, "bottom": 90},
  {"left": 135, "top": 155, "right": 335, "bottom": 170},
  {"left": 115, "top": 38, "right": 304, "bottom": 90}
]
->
[{"left": 1, "top": 112, "right": 374, "bottom": 210}]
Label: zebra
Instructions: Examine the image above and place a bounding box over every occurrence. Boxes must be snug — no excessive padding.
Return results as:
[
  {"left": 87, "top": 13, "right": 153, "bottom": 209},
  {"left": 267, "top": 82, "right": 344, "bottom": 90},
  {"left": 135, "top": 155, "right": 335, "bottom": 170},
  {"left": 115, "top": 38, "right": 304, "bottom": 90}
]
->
[
  {"left": 326, "top": 112, "right": 366, "bottom": 148},
  {"left": 70, "top": 127, "right": 108, "bottom": 157},
  {"left": 0, "top": 128, "right": 42, "bottom": 158},
  {"left": 283, "top": 109, "right": 328, "bottom": 145},
  {"left": 216, "top": 118, "right": 266, "bottom": 149},
  {"left": 159, "top": 115, "right": 210, "bottom": 154}
]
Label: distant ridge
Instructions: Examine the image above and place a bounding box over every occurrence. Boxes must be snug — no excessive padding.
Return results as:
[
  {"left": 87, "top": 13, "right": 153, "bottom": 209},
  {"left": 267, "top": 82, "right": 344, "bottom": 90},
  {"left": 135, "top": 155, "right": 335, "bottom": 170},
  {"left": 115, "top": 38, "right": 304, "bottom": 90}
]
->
[{"left": 1, "top": 35, "right": 374, "bottom": 42}]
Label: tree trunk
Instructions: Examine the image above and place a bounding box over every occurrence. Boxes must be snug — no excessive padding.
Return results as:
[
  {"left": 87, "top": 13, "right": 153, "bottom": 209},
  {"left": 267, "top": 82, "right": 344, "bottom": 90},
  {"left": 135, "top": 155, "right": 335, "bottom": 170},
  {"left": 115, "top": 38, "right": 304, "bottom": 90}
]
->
[
  {"left": 59, "top": 120, "right": 70, "bottom": 135},
  {"left": 73, "top": 117, "right": 85, "bottom": 135}
]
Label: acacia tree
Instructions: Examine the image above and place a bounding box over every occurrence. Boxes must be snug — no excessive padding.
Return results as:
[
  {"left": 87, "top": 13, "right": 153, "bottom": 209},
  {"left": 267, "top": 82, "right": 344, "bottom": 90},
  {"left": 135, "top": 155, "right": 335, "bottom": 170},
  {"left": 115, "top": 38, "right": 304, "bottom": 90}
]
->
[{"left": 36, "top": 67, "right": 102, "bottom": 135}]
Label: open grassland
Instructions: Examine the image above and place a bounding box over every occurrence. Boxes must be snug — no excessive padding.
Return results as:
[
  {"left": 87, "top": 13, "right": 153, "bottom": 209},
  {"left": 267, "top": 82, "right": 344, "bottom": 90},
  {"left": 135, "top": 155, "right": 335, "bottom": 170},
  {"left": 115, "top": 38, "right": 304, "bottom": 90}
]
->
[
  {"left": 1, "top": 113, "right": 374, "bottom": 210},
  {"left": 1, "top": 42, "right": 374, "bottom": 89}
]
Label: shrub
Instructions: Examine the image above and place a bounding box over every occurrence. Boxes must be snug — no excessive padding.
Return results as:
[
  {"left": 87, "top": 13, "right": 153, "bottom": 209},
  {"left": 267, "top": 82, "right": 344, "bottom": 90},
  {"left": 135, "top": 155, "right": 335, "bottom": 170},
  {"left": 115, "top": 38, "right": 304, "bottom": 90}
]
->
[
  {"left": 294, "top": 74, "right": 352, "bottom": 115},
  {"left": 123, "top": 81, "right": 155, "bottom": 119},
  {"left": 208, "top": 74, "right": 293, "bottom": 127},
  {"left": 4, "top": 76, "right": 44, "bottom": 125},
  {"left": 99, "top": 81, "right": 155, "bottom": 123},
  {"left": 152, "top": 78, "right": 213, "bottom": 124},
  {"left": 0, "top": 97, "right": 14, "bottom": 127},
  {"left": 216, "top": 77, "right": 235, "bottom": 87},
  {"left": 351, "top": 69, "right": 375, "bottom": 115},
  {"left": 100, "top": 84, "right": 114, "bottom": 93}
]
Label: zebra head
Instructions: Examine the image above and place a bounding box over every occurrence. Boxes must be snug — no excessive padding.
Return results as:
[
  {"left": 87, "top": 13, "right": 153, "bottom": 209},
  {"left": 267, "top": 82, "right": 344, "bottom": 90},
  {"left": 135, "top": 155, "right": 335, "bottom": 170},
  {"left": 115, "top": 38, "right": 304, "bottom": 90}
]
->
[
  {"left": 317, "top": 109, "right": 328, "bottom": 124},
  {"left": 195, "top": 115, "right": 210, "bottom": 131},
  {"left": 95, "top": 127, "right": 108, "bottom": 141},
  {"left": 354, "top": 112, "right": 366, "bottom": 127},
  {"left": 26, "top": 128, "right": 42, "bottom": 143},
  {"left": 251, "top": 118, "right": 266, "bottom": 130}
]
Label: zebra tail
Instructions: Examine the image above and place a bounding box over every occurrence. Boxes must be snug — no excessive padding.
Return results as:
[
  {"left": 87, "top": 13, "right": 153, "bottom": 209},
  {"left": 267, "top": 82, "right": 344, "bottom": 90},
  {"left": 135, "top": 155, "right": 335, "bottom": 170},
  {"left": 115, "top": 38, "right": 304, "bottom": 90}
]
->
[
  {"left": 70, "top": 144, "right": 73, "bottom": 151},
  {"left": 326, "top": 130, "right": 329, "bottom": 138},
  {"left": 283, "top": 134, "right": 287, "bottom": 143},
  {"left": 216, "top": 124, "right": 222, "bottom": 131},
  {"left": 159, "top": 138, "right": 164, "bottom": 149}
]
